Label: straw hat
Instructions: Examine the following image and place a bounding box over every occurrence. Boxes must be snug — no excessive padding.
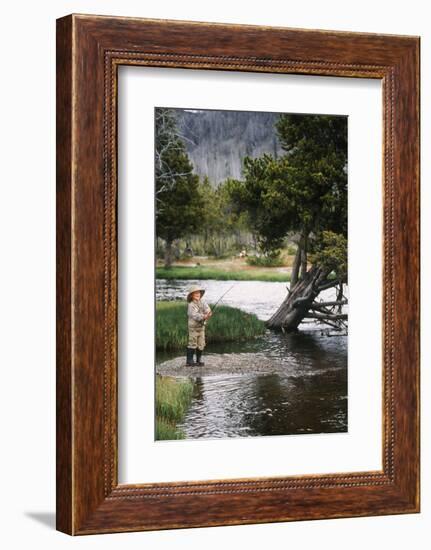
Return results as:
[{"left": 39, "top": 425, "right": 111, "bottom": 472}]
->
[{"left": 187, "top": 284, "right": 205, "bottom": 302}]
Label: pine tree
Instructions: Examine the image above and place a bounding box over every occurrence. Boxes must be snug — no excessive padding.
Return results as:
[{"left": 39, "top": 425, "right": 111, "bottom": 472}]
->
[{"left": 227, "top": 113, "right": 348, "bottom": 332}]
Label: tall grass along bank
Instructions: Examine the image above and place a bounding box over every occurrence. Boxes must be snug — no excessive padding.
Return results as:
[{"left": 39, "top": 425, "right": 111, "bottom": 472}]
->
[
  {"left": 155, "top": 375, "right": 194, "bottom": 440},
  {"left": 156, "top": 265, "right": 290, "bottom": 282},
  {"left": 156, "top": 301, "right": 266, "bottom": 351}
]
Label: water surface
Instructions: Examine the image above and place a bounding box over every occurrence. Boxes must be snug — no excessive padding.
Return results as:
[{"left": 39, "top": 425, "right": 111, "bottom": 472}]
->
[{"left": 156, "top": 279, "right": 348, "bottom": 439}]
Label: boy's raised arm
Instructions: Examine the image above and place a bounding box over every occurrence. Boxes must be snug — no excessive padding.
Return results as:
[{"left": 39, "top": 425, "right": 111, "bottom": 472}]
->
[
  {"left": 188, "top": 301, "right": 205, "bottom": 322},
  {"left": 203, "top": 300, "right": 212, "bottom": 318}
]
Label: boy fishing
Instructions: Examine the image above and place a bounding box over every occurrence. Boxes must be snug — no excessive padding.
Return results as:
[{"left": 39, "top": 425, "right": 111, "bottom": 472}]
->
[{"left": 186, "top": 285, "right": 212, "bottom": 366}]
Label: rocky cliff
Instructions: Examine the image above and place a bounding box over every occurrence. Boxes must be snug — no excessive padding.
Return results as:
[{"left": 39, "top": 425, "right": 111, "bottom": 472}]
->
[{"left": 174, "top": 108, "right": 284, "bottom": 185}]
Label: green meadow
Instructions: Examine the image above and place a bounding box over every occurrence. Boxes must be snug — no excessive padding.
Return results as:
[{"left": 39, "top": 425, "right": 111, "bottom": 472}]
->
[{"left": 156, "top": 265, "right": 290, "bottom": 283}]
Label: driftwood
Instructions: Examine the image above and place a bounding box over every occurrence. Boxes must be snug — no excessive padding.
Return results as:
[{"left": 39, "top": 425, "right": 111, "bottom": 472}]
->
[
  {"left": 305, "top": 312, "right": 347, "bottom": 321},
  {"left": 266, "top": 266, "right": 347, "bottom": 332}
]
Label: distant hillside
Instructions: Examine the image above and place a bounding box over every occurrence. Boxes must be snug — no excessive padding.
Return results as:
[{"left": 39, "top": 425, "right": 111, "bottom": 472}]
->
[{"left": 173, "top": 108, "right": 284, "bottom": 185}]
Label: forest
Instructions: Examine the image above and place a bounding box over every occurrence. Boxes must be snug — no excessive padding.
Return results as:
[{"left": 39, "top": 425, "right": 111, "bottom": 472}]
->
[{"left": 155, "top": 106, "right": 348, "bottom": 333}]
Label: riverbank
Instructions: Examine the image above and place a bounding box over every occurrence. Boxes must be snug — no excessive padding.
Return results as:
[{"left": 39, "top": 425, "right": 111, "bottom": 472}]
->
[
  {"left": 157, "top": 351, "right": 289, "bottom": 377},
  {"left": 156, "top": 301, "right": 266, "bottom": 351},
  {"left": 155, "top": 375, "right": 194, "bottom": 440},
  {"left": 156, "top": 265, "right": 291, "bottom": 282}
]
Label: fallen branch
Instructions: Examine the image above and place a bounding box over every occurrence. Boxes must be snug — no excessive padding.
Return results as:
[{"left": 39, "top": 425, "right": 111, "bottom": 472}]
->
[
  {"left": 311, "top": 300, "right": 347, "bottom": 310},
  {"left": 305, "top": 312, "right": 348, "bottom": 321},
  {"left": 316, "top": 279, "right": 341, "bottom": 292}
]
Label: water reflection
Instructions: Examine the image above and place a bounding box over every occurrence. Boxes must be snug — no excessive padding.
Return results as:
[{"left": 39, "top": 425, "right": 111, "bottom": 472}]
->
[{"left": 177, "top": 342, "right": 347, "bottom": 439}]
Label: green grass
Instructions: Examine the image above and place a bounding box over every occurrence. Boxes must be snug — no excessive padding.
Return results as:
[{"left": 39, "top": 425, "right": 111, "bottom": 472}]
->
[
  {"left": 156, "top": 418, "right": 185, "bottom": 440},
  {"left": 156, "top": 301, "right": 266, "bottom": 351},
  {"left": 155, "top": 375, "right": 194, "bottom": 441},
  {"left": 156, "top": 266, "right": 290, "bottom": 282}
]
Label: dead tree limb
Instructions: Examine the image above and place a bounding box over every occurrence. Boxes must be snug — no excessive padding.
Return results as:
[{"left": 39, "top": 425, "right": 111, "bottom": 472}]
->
[
  {"left": 317, "top": 279, "right": 341, "bottom": 293},
  {"left": 305, "top": 312, "right": 348, "bottom": 321},
  {"left": 311, "top": 300, "right": 347, "bottom": 310}
]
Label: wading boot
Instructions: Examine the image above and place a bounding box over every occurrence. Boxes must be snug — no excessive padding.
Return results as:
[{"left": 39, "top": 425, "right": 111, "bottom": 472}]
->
[
  {"left": 186, "top": 347, "right": 196, "bottom": 366},
  {"left": 195, "top": 349, "right": 205, "bottom": 366}
]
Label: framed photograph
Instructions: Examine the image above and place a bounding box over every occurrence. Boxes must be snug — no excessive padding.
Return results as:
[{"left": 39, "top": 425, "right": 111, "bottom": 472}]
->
[{"left": 56, "top": 14, "right": 420, "bottom": 535}]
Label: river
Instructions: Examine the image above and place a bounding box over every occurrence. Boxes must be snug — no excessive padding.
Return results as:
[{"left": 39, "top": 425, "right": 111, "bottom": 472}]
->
[{"left": 156, "top": 279, "right": 348, "bottom": 440}]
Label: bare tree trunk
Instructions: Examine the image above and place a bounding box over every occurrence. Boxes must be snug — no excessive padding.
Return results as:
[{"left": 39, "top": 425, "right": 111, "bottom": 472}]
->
[
  {"left": 252, "top": 232, "right": 258, "bottom": 252},
  {"left": 266, "top": 265, "right": 331, "bottom": 332},
  {"left": 337, "top": 283, "right": 344, "bottom": 313},
  {"left": 164, "top": 239, "right": 174, "bottom": 268},
  {"left": 299, "top": 230, "right": 308, "bottom": 280},
  {"left": 290, "top": 244, "right": 301, "bottom": 288}
]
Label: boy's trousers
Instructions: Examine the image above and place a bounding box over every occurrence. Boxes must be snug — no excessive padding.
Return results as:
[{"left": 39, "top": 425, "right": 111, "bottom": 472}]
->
[{"left": 188, "top": 326, "right": 205, "bottom": 351}]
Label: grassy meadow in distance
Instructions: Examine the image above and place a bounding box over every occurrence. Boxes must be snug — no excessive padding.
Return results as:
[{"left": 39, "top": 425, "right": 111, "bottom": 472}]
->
[{"left": 156, "top": 265, "right": 290, "bottom": 282}]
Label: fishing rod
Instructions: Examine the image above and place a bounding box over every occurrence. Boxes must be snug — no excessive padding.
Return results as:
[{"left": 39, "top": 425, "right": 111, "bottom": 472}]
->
[{"left": 210, "top": 284, "right": 236, "bottom": 313}]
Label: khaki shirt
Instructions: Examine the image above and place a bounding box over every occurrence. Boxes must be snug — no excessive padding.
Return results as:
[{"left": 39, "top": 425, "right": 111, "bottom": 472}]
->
[{"left": 187, "top": 299, "right": 210, "bottom": 328}]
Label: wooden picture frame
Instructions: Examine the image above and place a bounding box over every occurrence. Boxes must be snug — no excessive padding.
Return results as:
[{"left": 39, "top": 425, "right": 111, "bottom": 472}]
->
[{"left": 56, "top": 14, "right": 420, "bottom": 535}]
